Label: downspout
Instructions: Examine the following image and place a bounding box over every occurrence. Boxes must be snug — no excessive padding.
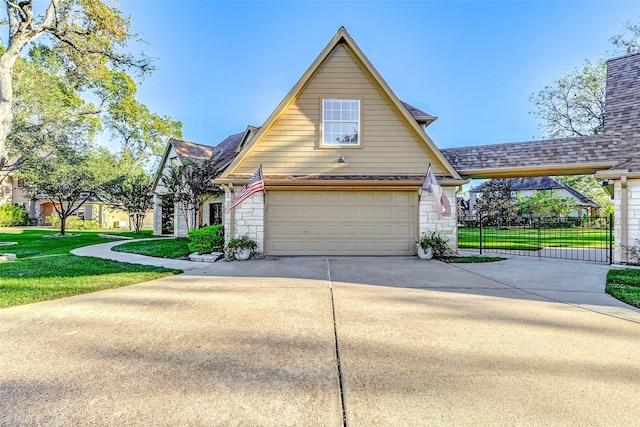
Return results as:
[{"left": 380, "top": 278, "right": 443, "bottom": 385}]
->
[{"left": 621, "top": 176, "right": 628, "bottom": 264}]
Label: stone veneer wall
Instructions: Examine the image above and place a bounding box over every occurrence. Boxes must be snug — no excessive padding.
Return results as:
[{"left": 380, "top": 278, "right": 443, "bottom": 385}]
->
[
  {"left": 418, "top": 186, "right": 458, "bottom": 253},
  {"left": 224, "top": 189, "right": 264, "bottom": 256},
  {"left": 152, "top": 195, "right": 163, "bottom": 235},
  {"left": 614, "top": 179, "right": 640, "bottom": 264}
]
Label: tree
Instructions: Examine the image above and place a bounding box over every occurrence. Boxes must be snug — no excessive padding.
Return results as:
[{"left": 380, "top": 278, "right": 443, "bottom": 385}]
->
[
  {"left": 3, "top": 44, "right": 100, "bottom": 182},
  {"left": 555, "top": 175, "right": 613, "bottom": 215},
  {"left": 0, "top": 1, "right": 150, "bottom": 176},
  {"left": 529, "top": 59, "right": 606, "bottom": 139},
  {"left": 19, "top": 146, "right": 118, "bottom": 235},
  {"left": 104, "top": 169, "right": 153, "bottom": 234},
  {"left": 161, "top": 159, "right": 219, "bottom": 232},
  {"left": 100, "top": 71, "right": 182, "bottom": 166},
  {"left": 610, "top": 18, "right": 640, "bottom": 55},
  {"left": 474, "top": 179, "right": 520, "bottom": 226},
  {"left": 517, "top": 190, "right": 577, "bottom": 217}
]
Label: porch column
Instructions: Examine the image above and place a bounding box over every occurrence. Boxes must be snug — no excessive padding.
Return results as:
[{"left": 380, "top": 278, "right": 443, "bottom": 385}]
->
[{"left": 614, "top": 177, "right": 640, "bottom": 264}]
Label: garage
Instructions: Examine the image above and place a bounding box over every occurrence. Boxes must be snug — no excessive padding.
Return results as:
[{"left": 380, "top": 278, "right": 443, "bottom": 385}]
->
[{"left": 265, "top": 190, "right": 417, "bottom": 256}]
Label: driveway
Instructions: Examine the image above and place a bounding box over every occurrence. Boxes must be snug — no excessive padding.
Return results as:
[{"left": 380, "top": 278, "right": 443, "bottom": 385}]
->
[{"left": 1, "top": 256, "right": 640, "bottom": 425}]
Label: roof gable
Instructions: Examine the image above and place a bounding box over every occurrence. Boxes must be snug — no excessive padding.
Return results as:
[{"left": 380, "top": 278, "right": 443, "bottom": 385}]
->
[{"left": 220, "top": 27, "right": 460, "bottom": 181}]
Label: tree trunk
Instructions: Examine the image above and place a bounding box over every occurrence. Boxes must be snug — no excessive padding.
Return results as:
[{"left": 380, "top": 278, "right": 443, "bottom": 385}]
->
[
  {"left": 60, "top": 215, "right": 66, "bottom": 236},
  {"left": 0, "top": 54, "right": 17, "bottom": 175}
]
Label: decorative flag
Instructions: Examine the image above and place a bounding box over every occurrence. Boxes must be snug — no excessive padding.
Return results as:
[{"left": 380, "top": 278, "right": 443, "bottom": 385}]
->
[
  {"left": 421, "top": 165, "right": 448, "bottom": 214},
  {"left": 225, "top": 166, "right": 264, "bottom": 212}
]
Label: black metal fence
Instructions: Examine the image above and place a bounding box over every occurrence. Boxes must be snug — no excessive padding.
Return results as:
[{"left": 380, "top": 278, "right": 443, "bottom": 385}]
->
[{"left": 458, "top": 214, "right": 613, "bottom": 264}]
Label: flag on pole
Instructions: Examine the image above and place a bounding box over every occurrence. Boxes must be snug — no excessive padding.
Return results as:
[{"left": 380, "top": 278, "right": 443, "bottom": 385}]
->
[
  {"left": 225, "top": 166, "right": 264, "bottom": 212},
  {"left": 421, "top": 165, "right": 448, "bottom": 214}
]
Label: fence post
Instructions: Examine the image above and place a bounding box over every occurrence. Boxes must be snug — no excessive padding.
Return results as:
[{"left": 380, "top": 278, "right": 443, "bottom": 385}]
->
[
  {"left": 609, "top": 213, "right": 614, "bottom": 265},
  {"left": 479, "top": 215, "right": 483, "bottom": 255},
  {"left": 537, "top": 216, "right": 542, "bottom": 259}
]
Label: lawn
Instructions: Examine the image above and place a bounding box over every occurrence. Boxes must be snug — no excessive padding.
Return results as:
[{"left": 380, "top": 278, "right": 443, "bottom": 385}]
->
[
  {"left": 458, "top": 226, "right": 610, "bottom": 250},
  {"left": 606, "top": 268, "right": 640, "bottom": 308},
  {"left": 112, "top": 237, "right": 192, "bottom": 260},
  {"left": 0, "top": 228, "right": 181, "bottom": 308}
]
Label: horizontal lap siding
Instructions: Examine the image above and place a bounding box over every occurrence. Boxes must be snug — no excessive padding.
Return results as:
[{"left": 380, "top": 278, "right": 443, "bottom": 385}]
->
[{"left": 235, "top": 45, "right": 446, "bottom": 176}]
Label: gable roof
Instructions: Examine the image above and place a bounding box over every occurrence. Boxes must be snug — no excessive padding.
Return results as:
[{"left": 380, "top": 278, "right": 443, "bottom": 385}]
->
[
  {"left": 470, "top": 177, "right": 600, "bottom": 207},
  {"left": 170, "top": 138, "right": 217, "bottom": 165},
  {"left": 219, "top": 27, "right": 461, "bottom": 181},
  {"left": 151, "top": 135, "right": 244, "bottom": 192}
]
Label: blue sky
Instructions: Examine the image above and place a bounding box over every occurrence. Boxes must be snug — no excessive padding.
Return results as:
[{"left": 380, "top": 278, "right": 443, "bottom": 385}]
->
[{"left": 118, "top": 1, "right": 640, "bottom": 150}]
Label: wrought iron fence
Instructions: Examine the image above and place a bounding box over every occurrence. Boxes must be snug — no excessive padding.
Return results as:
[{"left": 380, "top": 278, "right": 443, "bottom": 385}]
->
[{"left": 458, "top": 214, "right": 613, "bottom": 264}]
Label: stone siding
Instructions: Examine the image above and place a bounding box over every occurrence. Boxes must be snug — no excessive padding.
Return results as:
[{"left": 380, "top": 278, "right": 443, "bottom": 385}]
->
[
  {"left": 419, "top": 186, "right": 458, "bottom": 252},
  {"left": 224, "top": 189, "right": 264, "bottom": 256},
  {"left": 615, "top": 179, "right": 640, "bottom": 263}
]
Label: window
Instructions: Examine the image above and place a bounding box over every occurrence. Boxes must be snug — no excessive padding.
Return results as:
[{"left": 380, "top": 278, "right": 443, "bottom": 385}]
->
[{"left": 322, "top": 99, "right": 360, "bottom": 146}]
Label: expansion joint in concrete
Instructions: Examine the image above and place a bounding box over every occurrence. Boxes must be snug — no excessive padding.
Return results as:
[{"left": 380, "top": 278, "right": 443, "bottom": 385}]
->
[{"left": 326, "top": 258, "right": 348, "bottom": 427}]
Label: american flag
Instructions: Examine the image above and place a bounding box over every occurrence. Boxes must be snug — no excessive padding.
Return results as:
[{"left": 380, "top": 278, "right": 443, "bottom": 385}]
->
[{"left": 225, "top": 166, "right": 264, "bottom": 212}]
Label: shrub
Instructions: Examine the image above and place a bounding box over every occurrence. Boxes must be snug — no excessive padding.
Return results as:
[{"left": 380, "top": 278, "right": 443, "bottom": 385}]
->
[
  {"left": 418, "top": 231, "right": 453, "bottom": 259},
  {"left": 0, "top": 204, "right": 29, "bottom": 226},
  {"left": 45, "top": 215, "right": 100, "bottom": 230},
  {"left": 187, "top": 224, "right": 224, "bottom": 254}
]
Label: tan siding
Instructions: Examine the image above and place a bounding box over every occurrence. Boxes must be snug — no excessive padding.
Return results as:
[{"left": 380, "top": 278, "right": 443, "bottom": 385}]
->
[{"left": 234, "top": 44, "right": 448, "bottom": 177}]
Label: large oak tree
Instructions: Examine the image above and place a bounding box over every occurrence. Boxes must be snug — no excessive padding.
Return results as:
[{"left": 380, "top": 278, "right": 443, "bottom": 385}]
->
[{"left": 0, "top": 0, "right": 150, "bottom": 175}]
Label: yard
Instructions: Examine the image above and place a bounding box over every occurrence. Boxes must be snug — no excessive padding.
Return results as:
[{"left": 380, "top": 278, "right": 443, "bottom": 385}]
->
[
  {"left": 0, "top": 228, "right": 180, "bottom": 308},
  {"left": 458, "top": 225, "right": 610, "bottom": 250}
]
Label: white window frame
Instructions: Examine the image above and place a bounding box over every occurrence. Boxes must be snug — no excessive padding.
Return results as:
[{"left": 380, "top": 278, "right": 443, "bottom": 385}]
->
[{"left": 321, "top": 98, "right": 361, "bottom": 147}]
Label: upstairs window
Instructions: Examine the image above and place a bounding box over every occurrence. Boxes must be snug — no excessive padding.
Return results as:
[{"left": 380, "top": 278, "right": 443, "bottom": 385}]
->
[{"left": 322, "top": 99, "right": 360, "bottom": 146}]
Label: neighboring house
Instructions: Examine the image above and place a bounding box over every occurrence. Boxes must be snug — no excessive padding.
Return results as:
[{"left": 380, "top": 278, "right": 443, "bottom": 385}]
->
[
  {"left": 467, "top": 177, "right": 600, "bottom": 217},
  {"left": 37, "top": 196, "right": 153, "bottom": 229},
  {"left": 1, "top": 174, "right": 151, "bottom": 229}
]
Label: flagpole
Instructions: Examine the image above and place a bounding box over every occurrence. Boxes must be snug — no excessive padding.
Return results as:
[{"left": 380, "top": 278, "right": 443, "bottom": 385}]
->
[{"left": 419, "top": 163, "right": 431, "bottom": 202}]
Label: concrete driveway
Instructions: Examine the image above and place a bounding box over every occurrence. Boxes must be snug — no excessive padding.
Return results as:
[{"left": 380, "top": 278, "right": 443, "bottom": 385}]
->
[{"left": 1, "top": 256, "right": 640, "bottom": 426}]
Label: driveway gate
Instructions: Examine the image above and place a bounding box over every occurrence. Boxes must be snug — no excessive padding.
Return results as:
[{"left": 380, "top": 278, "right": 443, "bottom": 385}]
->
[{"left": 458, "top": 215, "right": 613, "bottom": 264}]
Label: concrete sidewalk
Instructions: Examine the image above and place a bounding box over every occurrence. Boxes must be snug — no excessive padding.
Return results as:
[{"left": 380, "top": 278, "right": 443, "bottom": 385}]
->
[
  {"left": 3, "top": 251, "right": 640, "bottom": 425},
  {"left": 70, "top": 238, "right": 212, "bottom": 273}
]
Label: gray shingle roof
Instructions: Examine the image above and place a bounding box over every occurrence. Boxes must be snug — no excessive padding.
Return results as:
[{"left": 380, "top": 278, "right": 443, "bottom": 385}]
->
[
  {"left": 442, "top": 52, "right": 640, "bottom": 175},
  {"left": 401, "top": 101, "right": 437, "bottom": 124},
  {"left": 469, "top": 177, "right": 599, "bottom": 207}
]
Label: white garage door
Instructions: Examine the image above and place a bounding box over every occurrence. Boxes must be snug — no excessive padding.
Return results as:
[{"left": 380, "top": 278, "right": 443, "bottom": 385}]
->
[{"left": 265, "top": 190, "right": 417, "bottom": 256}]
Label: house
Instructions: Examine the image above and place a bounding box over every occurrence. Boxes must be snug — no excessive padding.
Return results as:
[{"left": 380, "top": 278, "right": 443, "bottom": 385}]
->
[
  {"left": 1, "top": 173, "right": 151, "bottom": 229},
  {"left": 153, "top": 28, "right": 640, "bottom": 263},
  {"left": 151, "top": 134, "right": 243, "bottom": 236},
  {"left": 466, "top": 177, "right": 601, "bottom": 217},
  {"left": 213, "top": 27, "right": 465, "bottom": 256}
]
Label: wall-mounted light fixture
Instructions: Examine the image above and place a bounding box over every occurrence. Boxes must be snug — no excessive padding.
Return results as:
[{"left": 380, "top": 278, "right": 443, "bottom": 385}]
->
[{"left": 337, "top": 155, "right": 347, "bottom": 163}]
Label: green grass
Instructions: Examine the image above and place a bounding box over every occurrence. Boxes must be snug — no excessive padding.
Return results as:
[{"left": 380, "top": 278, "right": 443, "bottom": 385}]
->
[
  {"left": 112, "top": 238, "right": 192, "bottom": 260},
  {"left": 0, "top": 228, "right": 181, "bottom": 308},
  {"left": 606, "top": 269, "right": 640, "bottom": 308},
  {"left": 444, "top": 255, "right": 505, "bottom": 263},
  {"left": 458, "top": 226, "right": 610, "bottom": 250}
]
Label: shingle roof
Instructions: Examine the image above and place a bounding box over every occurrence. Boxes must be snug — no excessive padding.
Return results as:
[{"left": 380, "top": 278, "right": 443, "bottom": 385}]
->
[
  {"left": 400, "top": 101, "right": 437, "bottom": 124},
  {"left": 211, "top": 131, "right": 244, "bottom": 170},
  {"left": 169, "top": 139, "right": 216, "bottom": 165},
  {"left": 441, "top": 134, "right": 631, "bottom": 174},
  {"left": 442, "top": 52, "right": 640, "bottom": 176},
  {"left": 469, "top": 177, "right": 599, "bottom": 207}
]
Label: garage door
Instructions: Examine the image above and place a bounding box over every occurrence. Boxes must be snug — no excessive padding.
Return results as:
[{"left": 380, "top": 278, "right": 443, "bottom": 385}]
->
[{"left": 265, "top": 191, "right": 417, "bottom": 256}]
